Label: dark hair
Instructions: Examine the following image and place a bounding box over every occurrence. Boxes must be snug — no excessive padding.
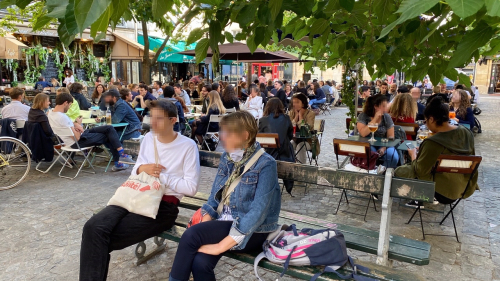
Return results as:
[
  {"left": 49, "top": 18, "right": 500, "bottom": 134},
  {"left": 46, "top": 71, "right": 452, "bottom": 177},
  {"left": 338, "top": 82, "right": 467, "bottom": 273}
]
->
[
  {"left": 55, "top": 92, "right": 74, "bottom": 105},
  {"left": 455, "top": 84, "right": 464, "bottom": 90},
  {"left": 107, "top": 89, "right": 120, "bottom": 98},
  {"left": 150, "top": 99, "right": 178, "bottom": 118},
  {"left": 259, "top": 83, "right": 266, "bottom": 93},
  {"left": 69, "top": 82, "right": 83, "bottom": 93},
  {"left": 363, "top": 94, "right": 388, "bottom": 117},
  {"left": 249, "top": 84, "right": 259, "bottom": 94},
  {"left": 381, "top": 82, "right": 388, "bottom": 87},
  {"left": 202, "top": 84, "right": 212, "bottom": 92},
  {"left": 212, "top": 83, "right": 220, "bottom": 92},
  {"left": 65, "top": 69, "right": 73, "bottom": 77},
  {"left": 154, "top": 81, "right": 161, "bottom": 87},
  {"left": 312, "top": 79, "right": 318, "bottom": 83},
  {"left": 119, "top": 88, "right": 131, "bottom": 100},
  {"left": 38, "top": 76, "right": 44, "bottom": 82},
  {"left": 174, "top": 83, "right": 182, "bottom": 89},
  {"left": 253, "top": 80, "right": 259, "bottom": 84},
  {"left": 267, "top": 80, "right": 273, "bottom": 86},
  {"left": 92, "top": 84, "right": 106, "bottom": 100},
  {"left": 424, "top": 97, "right": 449, "bottom": 126},
  {"left": 397, "top": 85, "right": 409, "bottom": 93},
  {"left": 113, "top": 82, "right": 121, "bottom": 86},
  {"left": 222, "top": 85, "right": 237, "bottom": 102},
  {"left": 163, "top": 86, "right": 175, "bottom": 98},
  {"left": 263, "top": 97, "right": 285, "bottom": 118},
  {"left": 168, "top": 82, "right": 174, "bottom": 86},
  {"left": 9, "top": 87, "right": 24, "bottom": 99},
  {"left": 360, "top": 86, "right": 370, "bottom": 92},
  {"left": 275, "top": 81, "right": 283, "bottom": 87},
  {"left": 138, "top": 84, "right": 148, "bottom": 91},
  {"left": 312, "top": 82, "right": 320, "bottom": 91},
  {"left": 292, "top": 93, "right": 308, "bottom": 109}
]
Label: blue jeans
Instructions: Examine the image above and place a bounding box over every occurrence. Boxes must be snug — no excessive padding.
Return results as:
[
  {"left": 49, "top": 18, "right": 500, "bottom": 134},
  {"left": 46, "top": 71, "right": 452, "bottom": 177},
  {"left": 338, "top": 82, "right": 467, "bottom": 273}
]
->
[
  {"left": 309, "top": 98, "right": 326, "bottom": 109},
  {"left": 120, "top": 129, "right": 141, "bottom": 142},
  {"left": 371, "top": 146, "right": 399, "bottom": 169},
  {"left": 72, "top": 125, "right": 122, "bottom": 162}
]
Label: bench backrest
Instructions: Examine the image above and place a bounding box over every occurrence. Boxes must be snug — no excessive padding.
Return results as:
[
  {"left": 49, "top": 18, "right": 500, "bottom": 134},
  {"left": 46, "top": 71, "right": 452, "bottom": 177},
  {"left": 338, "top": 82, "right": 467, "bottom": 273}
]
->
[{"left": 199, "top": 150, "right": 435, "bottom": 202}]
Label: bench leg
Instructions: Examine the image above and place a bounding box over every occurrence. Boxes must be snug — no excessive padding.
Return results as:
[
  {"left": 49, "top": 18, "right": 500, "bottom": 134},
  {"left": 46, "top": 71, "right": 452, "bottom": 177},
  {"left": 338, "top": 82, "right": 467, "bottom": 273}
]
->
[
  {"left": 376, "top": 168, "right": 393, "bottom": 267},
  {"left": 334, "top": 189, "right": 349, "bottom": 214},
  {"left": 134, "top": 237, "right": 167, "bottom": 266}
]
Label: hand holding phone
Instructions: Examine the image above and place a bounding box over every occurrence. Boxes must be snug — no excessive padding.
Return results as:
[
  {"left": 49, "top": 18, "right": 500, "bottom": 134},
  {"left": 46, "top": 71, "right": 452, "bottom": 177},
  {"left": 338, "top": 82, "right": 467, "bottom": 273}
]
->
[{"left": 406, "top": 142, "right": 416, "bottom": 150}]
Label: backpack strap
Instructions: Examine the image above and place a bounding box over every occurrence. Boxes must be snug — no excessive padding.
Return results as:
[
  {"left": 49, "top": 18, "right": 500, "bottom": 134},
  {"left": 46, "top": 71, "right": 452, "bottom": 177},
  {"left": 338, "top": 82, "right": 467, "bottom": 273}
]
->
[
  {"left": 280, "top": 245, "right": 298, "bottom": 278},
  {"left": 310, "top": 257, "right": 375, "bottom": 281},
  {"left": 254, "top": 252, "right": 267, "bottom": 281}
]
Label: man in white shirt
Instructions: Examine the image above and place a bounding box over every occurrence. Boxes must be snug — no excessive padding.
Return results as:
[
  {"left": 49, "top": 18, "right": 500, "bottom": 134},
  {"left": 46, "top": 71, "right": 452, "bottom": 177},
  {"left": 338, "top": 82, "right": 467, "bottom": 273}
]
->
[
  {"left": 153, "top": 81, "right": 163, "bottom": 98},
  {"left": 48, "top": 92, "right": 132, "bottom": 171},
  {"left": 79, "top": 99, "right": 200, "bottom": 281},
  {"left": 1, "top": 87, "right": 30, "bottom": 121}
]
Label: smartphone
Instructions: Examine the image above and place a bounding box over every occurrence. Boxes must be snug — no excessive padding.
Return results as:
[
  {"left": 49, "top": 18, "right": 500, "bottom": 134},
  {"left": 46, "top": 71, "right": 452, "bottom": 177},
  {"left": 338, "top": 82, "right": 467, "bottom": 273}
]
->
[
  {"left": 406, "top": 142, "right": 416, "bottom": 150},
  {"left": 78, "top": 115, "right": 83, "bottom": 119}
]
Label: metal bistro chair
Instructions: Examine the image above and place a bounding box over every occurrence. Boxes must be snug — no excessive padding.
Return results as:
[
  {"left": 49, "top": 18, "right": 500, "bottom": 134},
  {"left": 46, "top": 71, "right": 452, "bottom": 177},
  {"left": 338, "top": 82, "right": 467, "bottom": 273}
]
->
[
  {"left": 225, "top": 107, "right": 236, "bottom": 113},
  {"left": 203, "top": 115, "right": 223, "bottom": 152},
  {"left": 333, "top": 138, "right": 378, "bottom": 221},
  {"left": 407, "top": 154, "right": 482, "bottom": 242},
  {"left": 51, "top": 127, "right": 96, "bottom": 180},
  {"left": 394, "top": 122, "right": 419, "bottom": 141},
  {"left": 306, "top": 119, "right": 325, "bottom": 166}
]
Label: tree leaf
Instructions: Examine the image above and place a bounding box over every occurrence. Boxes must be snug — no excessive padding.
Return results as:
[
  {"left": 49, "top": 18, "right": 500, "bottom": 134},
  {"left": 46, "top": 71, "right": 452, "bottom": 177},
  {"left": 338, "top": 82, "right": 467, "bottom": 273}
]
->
[
  {"left": 90, "top": 5, "right": 111, "bottom": 38},
  {"left": 379, "top": 0, "right": 440, "bottom": 39},
  {"left": 269, "top": 0, "right": 283, "bottom": 19},
  {"left": 483, "top": 38, "right": 500, "bottom": 56},
  {"left": 46, "top": 0, "right": 69, "bottom": 18},
  {"left": 448, "top": 21, "right": 495, "bottom": 69},
  {"left": 339, "top": 0, "right": 354, "bottom": 12},
  {"left": 254, "top": 26, "right": 265, "bottom": 46},
  {"left": 447, "top": 0, "right": 484, "bottom": 19},
  {"left": 247, "top": 34, "right": 257, "bottom": 53},
  {"left": 16, "top": 0, "right": 32, "bottom": 9},
  {"left": 74, "top": 0, "right": 111, "bottom": 34},
  {"left": 110, "top": 0, "right": 128, "bottom": 27},
  {"left": 373, "top": 0, "right": 393, "bottom": 23},
  {"left": 310, "top": 18, "right": 329, "bottom": 35},
  {"left": 32, "top": 15, "right": 53, "bottom": 31},
  {"left": 58, "top": 19, "right": 76, "bottom": 46},
  {"left": 458, "top": 73, "right": 471, "bottom": 86},
  {"left": 187, "top": 28, "right": 206, "bottom": 45},
  {"left": 236, "top": 4, "right": 257, "bottom": 27},
  {"left": 152, "top": 0, "right": 174, "bottom": 20},
  {"left": 63, "top": 1, "right": 79, "bottom": 35},
  {"left": 224, "top": 31, "right": 234, "bottom": 43},
  {"left": 485, "top": 0, "right": 500, "bottom": 17},
  {"left": 428, "top": 63, "right": 443, "bottom": 86},
  {"left": 94, "top": 31, "right": 107, "bottom": 42},
  {"left": 0, "top": 0, "right": 16, "bottom": 9},
  {"left": 209, "top": 20, "right": 222, "bottom": 51},
  {"left": 195, "top": 38, "right": 210, "bottom": 64},
  {"left": 419, "top": 14, "right": 446, "bottom": 44}
]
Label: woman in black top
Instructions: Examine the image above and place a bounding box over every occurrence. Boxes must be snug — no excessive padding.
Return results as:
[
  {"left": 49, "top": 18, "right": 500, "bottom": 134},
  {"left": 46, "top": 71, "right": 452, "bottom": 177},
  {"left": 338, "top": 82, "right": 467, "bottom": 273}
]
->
[
  {"left": 222, "top": 85, "right": 240, "bottom": 110},
  {"left": 258, "top": 98, "right": 295, "bottom": 195},
  {"left": 296, "top": 80, "right": 307, "bottom": 96},
  {"left": 259, "top": 83, "right": 268, "bottom": 107},
  {"left": 28, "top": 93, "right": 53, "bottom": 136},
  {"left": 192, "top": 91, "right": 226, "bottom": 145}
]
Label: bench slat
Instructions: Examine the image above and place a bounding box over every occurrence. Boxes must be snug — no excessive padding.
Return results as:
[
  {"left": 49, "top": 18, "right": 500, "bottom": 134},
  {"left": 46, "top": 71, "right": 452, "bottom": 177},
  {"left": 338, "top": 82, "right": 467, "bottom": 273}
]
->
[
  {"left": 178, "top": 195, "right": 430, "bottom": 265},
  {"left": 160, "top": 225, "right": 424, "bottom": 281}
]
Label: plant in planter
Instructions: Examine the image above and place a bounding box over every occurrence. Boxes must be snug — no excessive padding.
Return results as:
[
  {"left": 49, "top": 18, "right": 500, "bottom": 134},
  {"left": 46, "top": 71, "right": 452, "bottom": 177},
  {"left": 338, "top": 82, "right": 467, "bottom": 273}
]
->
[{"left": 341, "top": 62, "right": 363, "bottom": 134}]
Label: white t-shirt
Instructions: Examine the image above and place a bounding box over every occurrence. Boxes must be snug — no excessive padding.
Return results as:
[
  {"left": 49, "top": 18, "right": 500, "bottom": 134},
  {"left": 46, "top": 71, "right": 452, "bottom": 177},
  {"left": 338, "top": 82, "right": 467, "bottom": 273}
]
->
[
  {"left": 63, "top": 75, "right": 75, "bottom": 85},
  {"left": 131, "top": 132, "right": 200, "bottom": 199},
  {"left": 48, "top": 111, "right": 75, "bottom": 147}
]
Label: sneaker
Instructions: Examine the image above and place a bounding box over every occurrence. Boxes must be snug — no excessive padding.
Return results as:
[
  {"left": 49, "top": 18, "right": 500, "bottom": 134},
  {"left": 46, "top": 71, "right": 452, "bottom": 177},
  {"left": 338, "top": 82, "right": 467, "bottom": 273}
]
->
[
  {"left": 119, "top": 154, "right": 135, "bottom": 164},
  {"left": 371, "top": 194, "right": 379, "bottom": 201},
  {"left": 433, "top": 197, "right": 440, "bottom": 205},
  {"left": 112, "top": 163, "right": 130, "bottom": 171},
  {"left": 405, "top": 200, "right": 424, "bottom": 209}
]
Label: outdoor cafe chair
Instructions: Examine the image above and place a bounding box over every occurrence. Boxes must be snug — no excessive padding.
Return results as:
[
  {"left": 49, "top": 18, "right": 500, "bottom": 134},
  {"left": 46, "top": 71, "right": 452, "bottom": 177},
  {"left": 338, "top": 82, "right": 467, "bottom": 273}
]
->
[
  {"left": 203, "top": 115, "right": 223, "bottom": 152},
  {"left": 333, "top": 138, "right": 378, "bottom": 221},
  {"left": 51, "top": 126, "right": 96, "bottom": 180},
  {"left": 394, "top": 122, "right": 419, "bottom": 141},
  {"left": 225, "top": 107, "right": 236, "bottom": 113},
  {"left": 407, "top": 154, "right": 482, "bottom": 242}
]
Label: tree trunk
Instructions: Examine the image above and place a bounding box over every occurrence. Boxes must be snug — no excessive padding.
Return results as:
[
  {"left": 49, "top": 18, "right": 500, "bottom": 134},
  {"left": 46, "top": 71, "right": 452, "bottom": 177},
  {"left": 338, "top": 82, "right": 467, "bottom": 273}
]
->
[{"left": 141, "top": 20, "right": 151, "bottom": 84}]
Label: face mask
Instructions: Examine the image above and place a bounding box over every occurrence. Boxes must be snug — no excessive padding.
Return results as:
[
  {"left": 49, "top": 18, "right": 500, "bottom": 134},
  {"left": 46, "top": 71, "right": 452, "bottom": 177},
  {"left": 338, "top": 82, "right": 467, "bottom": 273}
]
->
[{"left": 229, "top": 149, "right": 245, "bottom": 162}]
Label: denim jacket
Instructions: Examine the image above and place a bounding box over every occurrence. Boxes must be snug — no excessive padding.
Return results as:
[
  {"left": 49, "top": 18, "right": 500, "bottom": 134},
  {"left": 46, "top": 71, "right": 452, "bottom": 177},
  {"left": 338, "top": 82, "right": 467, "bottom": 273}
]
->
[{"left": 201, "top": 143, "right": 281, "bottom": 250}]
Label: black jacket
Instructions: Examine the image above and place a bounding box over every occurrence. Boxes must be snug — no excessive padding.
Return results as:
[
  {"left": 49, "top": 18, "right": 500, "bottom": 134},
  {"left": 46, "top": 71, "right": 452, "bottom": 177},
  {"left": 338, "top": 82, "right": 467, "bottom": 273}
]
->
[
  {"left": 28, "top": 109, "right": 53, "bottom": 137},
  {"left": 72, "top": 92, "right": 91, "bottom": 110},
  {"left": 275, "top": 88, "right": 288, "bottom": 107},
  {"left": 258, "top": 113, "right": 294, "bottom": 162},
  {"left": 22, "top": 121, "right": 54, "bottom": 162},
  {"left": 0, "top": 118, "right": 18, "bottom": 153},
  {"left": 222, "top": 99, "right": 240, "bottom": 111}
]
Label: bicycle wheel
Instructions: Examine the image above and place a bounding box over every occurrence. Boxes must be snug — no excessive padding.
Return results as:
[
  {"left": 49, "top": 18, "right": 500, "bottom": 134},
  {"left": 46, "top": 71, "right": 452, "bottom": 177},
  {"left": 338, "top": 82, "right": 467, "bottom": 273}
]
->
[{"left": 0, "top": 137, "right": 31, "bottom": 190}]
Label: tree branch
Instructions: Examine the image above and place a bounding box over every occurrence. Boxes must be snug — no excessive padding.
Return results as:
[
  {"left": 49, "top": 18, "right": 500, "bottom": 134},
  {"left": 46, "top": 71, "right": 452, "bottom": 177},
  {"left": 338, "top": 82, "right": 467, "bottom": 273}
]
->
[{"left": 152, "top": 4, "right": 196, "bottom": 63}]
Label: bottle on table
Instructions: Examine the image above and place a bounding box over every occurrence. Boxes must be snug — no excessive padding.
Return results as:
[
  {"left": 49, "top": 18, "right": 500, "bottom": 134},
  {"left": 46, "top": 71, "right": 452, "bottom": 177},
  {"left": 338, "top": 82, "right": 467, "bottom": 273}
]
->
[{"left": 106, "top": 106, "right": 112, "bottom": 125}]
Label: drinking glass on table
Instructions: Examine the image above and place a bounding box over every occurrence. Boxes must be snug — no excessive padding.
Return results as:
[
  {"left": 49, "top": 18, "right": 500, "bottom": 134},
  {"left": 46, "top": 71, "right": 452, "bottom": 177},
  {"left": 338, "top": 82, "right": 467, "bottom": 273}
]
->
[
  {"left": 98, "top": 110, "right": 106, "bottom": 125},
  {"left": 449, "top": 111, "right": 456, "bottom": 119},
  {"left": 417, "top": 130, "right": 429, "bottom": 144},
  {"left": 367, "top": 123, "right": 378, "bottom": 142}
]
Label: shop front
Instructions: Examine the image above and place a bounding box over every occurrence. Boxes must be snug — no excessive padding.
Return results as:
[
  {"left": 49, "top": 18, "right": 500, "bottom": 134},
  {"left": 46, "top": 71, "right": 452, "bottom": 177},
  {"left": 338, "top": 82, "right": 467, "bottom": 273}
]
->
[{"left": 110, "top": 32, "right": 153, "bottom": 84}]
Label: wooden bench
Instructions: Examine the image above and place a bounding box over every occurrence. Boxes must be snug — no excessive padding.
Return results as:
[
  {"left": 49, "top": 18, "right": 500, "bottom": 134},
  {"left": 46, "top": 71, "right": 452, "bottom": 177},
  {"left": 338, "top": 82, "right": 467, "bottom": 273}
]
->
[{"left": 96, "top": 151, "right": 434, "bottom": 280}]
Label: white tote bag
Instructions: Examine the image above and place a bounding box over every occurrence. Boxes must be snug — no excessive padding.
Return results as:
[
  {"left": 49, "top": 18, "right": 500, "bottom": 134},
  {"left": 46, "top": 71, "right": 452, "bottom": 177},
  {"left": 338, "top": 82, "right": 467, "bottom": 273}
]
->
[{"left": 107, "top": 136, "right": 165, "bottom": 219}]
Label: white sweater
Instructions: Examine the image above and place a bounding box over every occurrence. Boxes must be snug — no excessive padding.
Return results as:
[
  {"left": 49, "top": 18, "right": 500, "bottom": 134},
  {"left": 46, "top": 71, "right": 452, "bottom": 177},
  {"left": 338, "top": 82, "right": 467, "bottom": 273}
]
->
[{"left": 131, "top": 132, "right": 200, "bottom": 200}]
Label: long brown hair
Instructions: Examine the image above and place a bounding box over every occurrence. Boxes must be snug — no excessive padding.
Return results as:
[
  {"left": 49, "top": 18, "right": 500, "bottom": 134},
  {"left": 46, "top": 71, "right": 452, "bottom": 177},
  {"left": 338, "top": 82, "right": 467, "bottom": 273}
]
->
[
  {"left": 222, "top": 85, "right": 238, "bottom": 103},
  {"left": 263, "top": 97, "right": 285, "bottom": 118},
  {"left": 389, "top": 93, "right": 417, "bottom": 120},
  {"left": 363, "top": 94, "right": 387, "bottom": 117},
  {"left": 92, "top": 84, "right": 106, "bottom": 100},
  {"left": 450, "top": 89, "right": 470, "bottom": 119},
  {"left": 32, "top": 93, "right": 49, "bottom": 110}
]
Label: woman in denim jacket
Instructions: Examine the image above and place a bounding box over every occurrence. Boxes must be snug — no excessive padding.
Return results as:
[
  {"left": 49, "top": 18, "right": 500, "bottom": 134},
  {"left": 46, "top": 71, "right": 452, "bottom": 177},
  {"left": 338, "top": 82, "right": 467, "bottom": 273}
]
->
[{"left": 169, "top": 111, "right": 281, "bottom": 281}]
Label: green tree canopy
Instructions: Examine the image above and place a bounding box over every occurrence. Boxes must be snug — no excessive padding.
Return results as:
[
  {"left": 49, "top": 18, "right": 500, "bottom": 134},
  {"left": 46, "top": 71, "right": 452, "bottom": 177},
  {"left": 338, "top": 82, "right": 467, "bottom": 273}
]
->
[{"left": 3, "top": 0, "right": 500, "bottom": 85}]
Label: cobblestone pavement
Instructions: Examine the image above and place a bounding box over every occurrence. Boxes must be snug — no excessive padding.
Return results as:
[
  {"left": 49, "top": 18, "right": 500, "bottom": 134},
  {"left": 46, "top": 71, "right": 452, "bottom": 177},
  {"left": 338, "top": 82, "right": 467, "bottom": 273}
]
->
[{"left": 1, "top": 95, "right": 499, "bottom": 281}]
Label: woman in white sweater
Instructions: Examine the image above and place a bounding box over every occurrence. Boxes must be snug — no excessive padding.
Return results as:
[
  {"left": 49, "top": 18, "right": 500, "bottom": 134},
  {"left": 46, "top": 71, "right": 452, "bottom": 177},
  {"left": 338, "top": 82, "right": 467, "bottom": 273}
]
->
[{"left": 244, "top": 84, "right": 263, "bottom": 119}]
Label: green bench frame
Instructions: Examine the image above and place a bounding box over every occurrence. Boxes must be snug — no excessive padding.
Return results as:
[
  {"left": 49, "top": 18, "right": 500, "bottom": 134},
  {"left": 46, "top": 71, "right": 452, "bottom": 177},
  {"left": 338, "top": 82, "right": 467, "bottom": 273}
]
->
[{"left": 102, "top": 150, "right": 435, "bottom": 280}]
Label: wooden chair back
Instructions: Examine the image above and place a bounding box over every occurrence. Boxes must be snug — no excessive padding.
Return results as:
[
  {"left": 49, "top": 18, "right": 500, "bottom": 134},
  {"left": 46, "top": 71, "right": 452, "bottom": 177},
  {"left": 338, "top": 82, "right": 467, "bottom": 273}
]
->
[
  {"left": 433, "top": 154, "right": 482, "bottom": 175},
  {"left": 395, "top": 122, "right": 419, "bottom": 138},
  {"left": 333, "top": 138, "right": 371, "bottom": 169},
  {"left": 256, "top": 133, "right": 280, "bottom": 149}
]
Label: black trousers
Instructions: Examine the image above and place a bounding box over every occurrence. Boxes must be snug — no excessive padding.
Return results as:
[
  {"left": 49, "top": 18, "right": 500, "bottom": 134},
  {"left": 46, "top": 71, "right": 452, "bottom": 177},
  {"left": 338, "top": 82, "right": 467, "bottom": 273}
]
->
[
  {"left": 169, "top": 220, "right": 268, "bottom": 281},
  {"left": 73, "top": 125, "right": 122, "bottom": 162},
  {"left": 79, "top": 201, "right": 178, "bottom": 281}
]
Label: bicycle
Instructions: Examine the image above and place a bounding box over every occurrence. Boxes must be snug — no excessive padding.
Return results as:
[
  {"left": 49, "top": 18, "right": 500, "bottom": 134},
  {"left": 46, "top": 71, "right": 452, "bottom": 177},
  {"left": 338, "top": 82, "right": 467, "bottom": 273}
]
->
[{"left": 0, "top": 136, "right": 31, "bottom": 190}]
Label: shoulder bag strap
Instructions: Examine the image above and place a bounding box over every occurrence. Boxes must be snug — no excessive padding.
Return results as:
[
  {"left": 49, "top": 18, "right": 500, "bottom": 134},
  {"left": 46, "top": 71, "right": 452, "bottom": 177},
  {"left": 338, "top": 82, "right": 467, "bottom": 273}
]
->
[
  {"left": 217, "top": 148, "right": 265, "bottom": 214},
  {"left": 153, "top": 136, "right": 160, "bottom": 178}
]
